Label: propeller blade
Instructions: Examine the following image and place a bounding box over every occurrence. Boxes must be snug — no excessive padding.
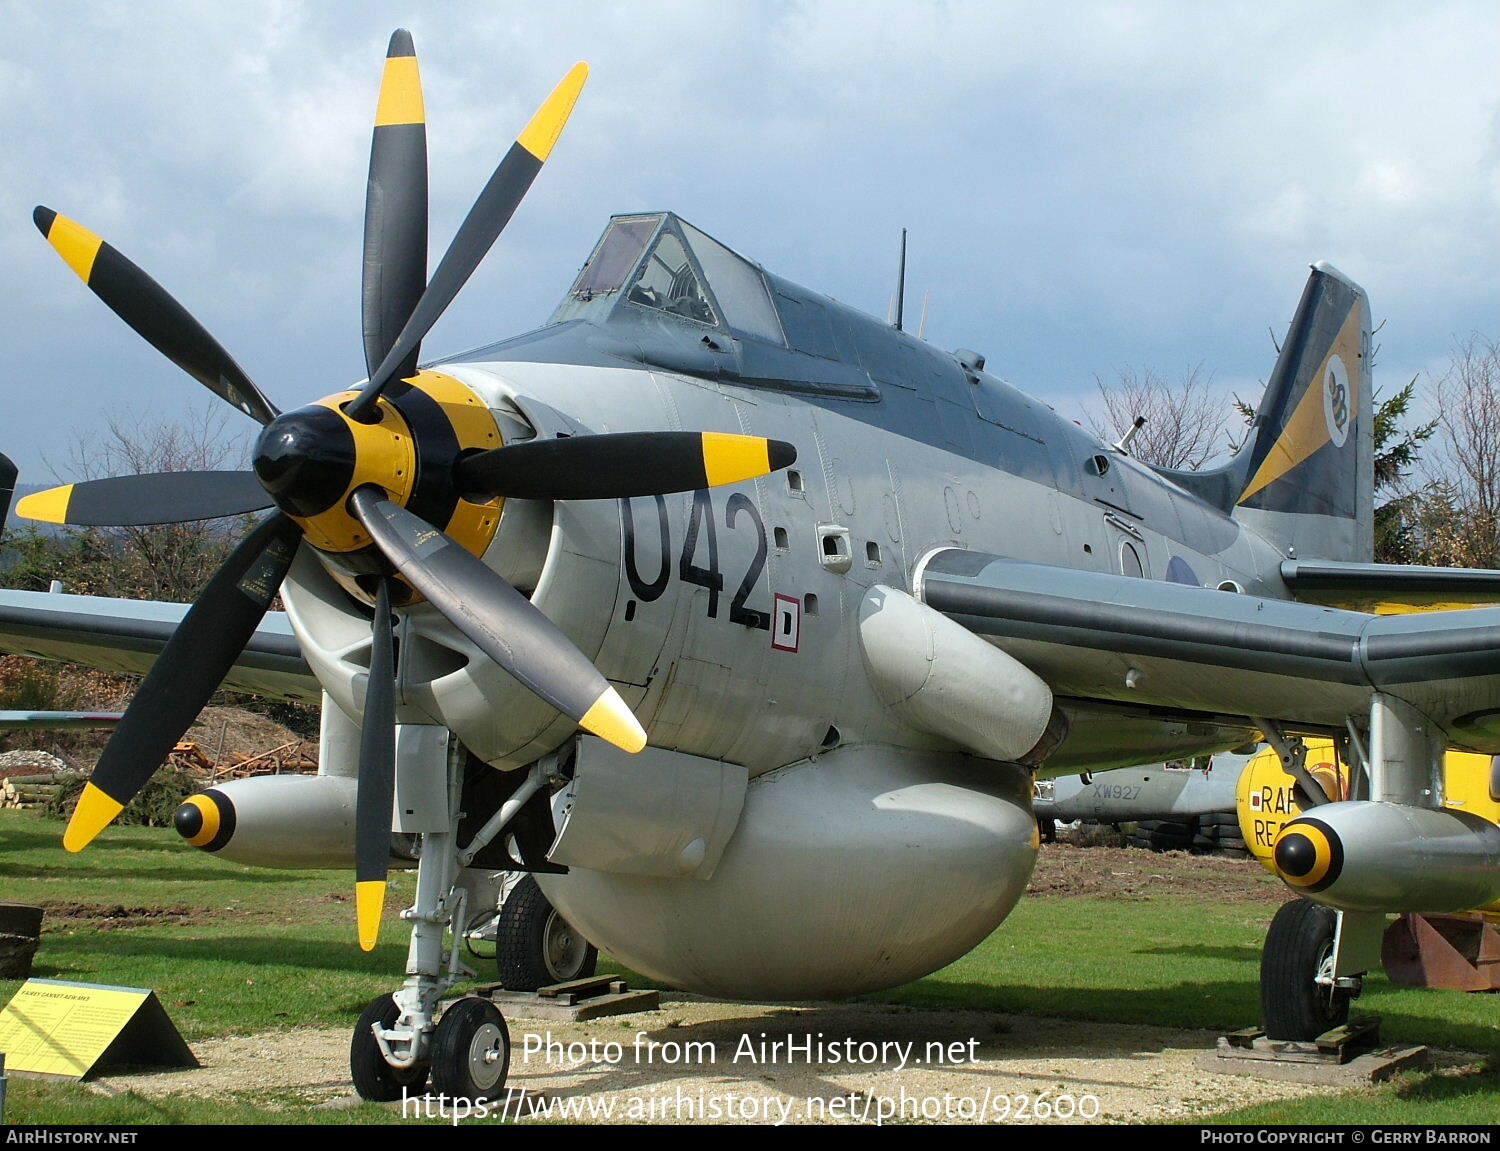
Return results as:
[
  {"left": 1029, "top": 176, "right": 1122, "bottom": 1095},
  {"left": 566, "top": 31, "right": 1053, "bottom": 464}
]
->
[
  {"left": 361, "top": 29, "right": 429, "bottom": 382},
  {"left": 354, "top": 577, "right": 398, "bottom": 951},
  {"left": 346, "top": 62, "right": 589, "bottom": 420},
  {"left": 348, "top": 487, "right": 644, "bottom": 753},
  {"left": 32, "top": 207, "right": 280, "bottom": 425},
  {"left": 62, "top": 514, "right": 302, "bottom": 851},
  {"left": 16, "top": 471, "right": 272, "bottom": 527},
  {"left": 456, "top": 431, "right": 797, "bottom": 500}
]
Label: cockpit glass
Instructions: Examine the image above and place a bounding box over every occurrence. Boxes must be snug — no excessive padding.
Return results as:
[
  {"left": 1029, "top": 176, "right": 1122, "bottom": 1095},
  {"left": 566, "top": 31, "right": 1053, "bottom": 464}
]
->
[
  {"left": 569, "top": 215, "right": 659, "bottom": 297},
  {"left": 626, "top": 231, "right": 718, "bottom": 326}
]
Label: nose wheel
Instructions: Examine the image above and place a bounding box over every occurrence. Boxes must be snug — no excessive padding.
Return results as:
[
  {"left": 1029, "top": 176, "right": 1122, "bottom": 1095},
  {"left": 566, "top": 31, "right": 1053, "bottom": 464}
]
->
[
  {"left": 430, "top": 997, "right": 511, "bottom": 1102},
  {"left": 351, "top": 993, "right": 430, "bottom": 1101}
]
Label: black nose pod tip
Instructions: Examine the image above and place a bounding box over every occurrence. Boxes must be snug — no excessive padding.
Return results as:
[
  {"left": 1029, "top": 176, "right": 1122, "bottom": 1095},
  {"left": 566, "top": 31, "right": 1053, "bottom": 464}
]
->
[
  {"left": 252, "top": 406, "right": 359, "bottom": 518},
  {"left": 173, "top": 790, "right": 235, "bottom": 852}
]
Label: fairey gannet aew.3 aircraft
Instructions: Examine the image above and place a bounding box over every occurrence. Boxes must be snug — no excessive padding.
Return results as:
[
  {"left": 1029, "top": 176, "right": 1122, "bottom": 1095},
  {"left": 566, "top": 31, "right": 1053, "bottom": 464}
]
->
[{"left": 6, "top": 30, "right": 1500, "bottom": 1102}]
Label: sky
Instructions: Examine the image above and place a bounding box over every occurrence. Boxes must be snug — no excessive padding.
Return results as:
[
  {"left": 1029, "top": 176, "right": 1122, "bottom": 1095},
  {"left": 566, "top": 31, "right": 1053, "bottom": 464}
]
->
[{"left": 1, "top": 1, "right": 1496, "bottom": 483}]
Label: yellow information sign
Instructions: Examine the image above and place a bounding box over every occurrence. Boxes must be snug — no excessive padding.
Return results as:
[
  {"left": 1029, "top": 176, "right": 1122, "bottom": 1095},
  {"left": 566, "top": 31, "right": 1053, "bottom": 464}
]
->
[{"left": 0, "top": 979, "right": 196, "bottom": 1079}]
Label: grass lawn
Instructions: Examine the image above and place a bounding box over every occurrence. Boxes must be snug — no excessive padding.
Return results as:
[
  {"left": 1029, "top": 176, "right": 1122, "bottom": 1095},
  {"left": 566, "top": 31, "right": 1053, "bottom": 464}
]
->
[{"left": 1, "top": 809, "right": 1494, "bottom": 1124}]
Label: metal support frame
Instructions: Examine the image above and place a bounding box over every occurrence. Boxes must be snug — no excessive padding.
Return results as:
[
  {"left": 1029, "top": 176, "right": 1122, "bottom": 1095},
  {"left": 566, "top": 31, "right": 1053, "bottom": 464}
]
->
[
  {"left": 458, "top": 757, "right": 554, "bottom": 868},
  {"left": 1367, "top": 693, "right": 1444, "bottom": 808},
  {"left": 1252, "top": 717, "right": 1329, "bottom": 807},
  {"left": 1327, "top": 908, "right": 1385, "bottom": 984}
]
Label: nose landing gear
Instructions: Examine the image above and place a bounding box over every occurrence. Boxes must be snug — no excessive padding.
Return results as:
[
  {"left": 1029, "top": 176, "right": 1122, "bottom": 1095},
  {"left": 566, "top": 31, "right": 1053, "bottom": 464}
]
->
[{"left": 351, "top": 741, "right": 563, "bottom": 1104}]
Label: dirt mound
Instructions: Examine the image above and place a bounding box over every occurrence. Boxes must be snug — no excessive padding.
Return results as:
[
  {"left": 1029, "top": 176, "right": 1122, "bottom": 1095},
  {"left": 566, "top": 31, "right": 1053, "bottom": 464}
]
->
[
  {"left": 36, "top": 901, "right": 203, "bottom": 929},
  {"left": 1028, "top": 841, "right": 1286, "bottom": 904},
  {"left": 184, "top": 706, "right": 314, "bottom": 768}
]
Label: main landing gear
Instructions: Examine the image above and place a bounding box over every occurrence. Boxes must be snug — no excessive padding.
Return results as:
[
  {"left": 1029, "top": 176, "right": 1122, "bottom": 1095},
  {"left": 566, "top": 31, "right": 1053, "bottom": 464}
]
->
[
  {"left": 351, "top": 741, "right": 563, "bottom": 1103},
  {"left": 1260, "top": 897, "right": 1354, "bottom": 1041}
]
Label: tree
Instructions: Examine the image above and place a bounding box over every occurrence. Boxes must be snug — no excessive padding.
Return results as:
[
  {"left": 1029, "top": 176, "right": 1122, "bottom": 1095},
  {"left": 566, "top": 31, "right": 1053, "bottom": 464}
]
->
[
  {"left": 1398, "top": 335, "right": 1500, "bottom": 568},
  {"left": 12, "top": 405, "right": 255, "bottom": 602},
  {"left": 1086, "top": 363, "right": 1232, "bottom": 470},
  {"left": 1369, "top": 376, "right": 1438, "bottom": 564}
]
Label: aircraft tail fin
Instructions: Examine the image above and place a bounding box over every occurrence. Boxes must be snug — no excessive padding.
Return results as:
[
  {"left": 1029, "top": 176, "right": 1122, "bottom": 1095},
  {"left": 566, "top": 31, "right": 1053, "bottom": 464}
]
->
[
  {"left": 1157, "top": 263, "right": 1373, "bottom": 562},
  {"left": 0, "top": 453, "right": 16, "bottom": 531}
]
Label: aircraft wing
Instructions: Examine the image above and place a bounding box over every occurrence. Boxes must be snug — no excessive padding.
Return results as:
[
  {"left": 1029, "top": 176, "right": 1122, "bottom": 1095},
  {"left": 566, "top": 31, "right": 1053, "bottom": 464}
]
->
[
  {"left": 0, "top": 710, "right": 121, "bottom": 730},
  {"left": 1280, "top": 559, "right": 1500, "bottom": 613},
  {"left": 918, "top": 549, "right": 1500, "bottom": 752},
  {"left": 0, "top": 589, "right": 316, "bottom": 703}
]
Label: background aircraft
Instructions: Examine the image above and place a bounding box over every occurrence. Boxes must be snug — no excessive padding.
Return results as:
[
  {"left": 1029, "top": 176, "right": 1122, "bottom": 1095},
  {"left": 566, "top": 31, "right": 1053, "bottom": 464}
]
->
[{"left": 5, "top": 30, "right": 1500, "bottom": 1102}]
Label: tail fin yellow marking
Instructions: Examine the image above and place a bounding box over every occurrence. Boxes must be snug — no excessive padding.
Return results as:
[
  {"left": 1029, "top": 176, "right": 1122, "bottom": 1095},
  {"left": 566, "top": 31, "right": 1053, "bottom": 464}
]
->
[{"left": 516, "top": 62, "right": 588, "bottom": 162}]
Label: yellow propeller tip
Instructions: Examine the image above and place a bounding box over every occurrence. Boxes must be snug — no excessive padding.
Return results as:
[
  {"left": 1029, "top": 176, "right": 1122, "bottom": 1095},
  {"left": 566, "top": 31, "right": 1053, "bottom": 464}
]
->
[
  {"left": 701, "top": 432, "right": 775, "bottom": 488},
  {"left": 15, "top": 485, "right": 74, "bottom": 525},
  {"left": 36, "top": 211, "right": 103, "bottom": 283},
  {"left": 516, "top": 63, "right": 590, "bottom": 163},
  {"left": 63, "top": 783, "right": 124, "bottom": 852},
  {"left": 355, "top": 879, "right": 387, "bottom": 951},
  {"left": 580, "top": 688, "right": 647, "bottom": 754}
]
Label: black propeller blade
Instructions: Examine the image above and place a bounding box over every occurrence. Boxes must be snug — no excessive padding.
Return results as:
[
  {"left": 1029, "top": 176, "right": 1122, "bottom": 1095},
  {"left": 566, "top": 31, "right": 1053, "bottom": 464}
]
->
[
  {"left": 32, "top": 207, "right": 280, "bottom": 425},
  {"left": 15, "top": 470, "right": 273, "bottom": 527},
  {"left": 456, "top": 431, "right": 797, "bottom": 501},
  {"left": 348, "top": 486, "right": 644, "bottom": 752},
  {"left": 362, "top": 29, "right": 429, "bottom": 383},
  {"left": 354, "top": 577, "right": 398, "bottom": 951},
  {"left": 63, "top": 514, "right": 303, "bottom": 851},
  {"left": 345, "top": 62, "right": 588, "bottom": 421}
]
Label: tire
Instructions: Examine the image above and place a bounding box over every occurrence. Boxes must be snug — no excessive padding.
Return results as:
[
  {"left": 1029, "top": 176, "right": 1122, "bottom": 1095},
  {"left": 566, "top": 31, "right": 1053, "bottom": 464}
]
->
[
  {"left": 1260, "top": 898, "right": 1351, "bottom": 1040},
  {"left": 430, "top": 997, "right": 510, "bottom": 1102},
  {"left": 496, "top": 875, "right": 598, "bottom": 991},
  {"left": 351, "top": 993, "right": 429, "bottom": 1102}
]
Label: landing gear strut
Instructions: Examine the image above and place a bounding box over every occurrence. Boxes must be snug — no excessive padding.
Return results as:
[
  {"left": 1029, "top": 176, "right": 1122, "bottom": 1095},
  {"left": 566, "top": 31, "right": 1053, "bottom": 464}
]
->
[{"left": 351, "top": 739, "right": 563, "bottom": 1102}]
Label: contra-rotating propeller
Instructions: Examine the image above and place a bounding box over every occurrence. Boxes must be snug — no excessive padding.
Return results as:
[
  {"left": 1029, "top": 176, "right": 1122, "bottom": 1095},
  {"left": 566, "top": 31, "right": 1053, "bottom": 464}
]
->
[{"left": 19, "top": 30, "right": 797, "bottom": 950}]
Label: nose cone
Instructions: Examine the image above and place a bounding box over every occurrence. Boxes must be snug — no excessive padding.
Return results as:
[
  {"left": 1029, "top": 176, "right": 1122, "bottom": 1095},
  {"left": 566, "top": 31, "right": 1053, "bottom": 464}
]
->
[
  {"left": 173, "top": 790, "right": 235, "bottom": 852},
  {"left": 252, "top": 405, "right": 358, "bottom": 517},
  {"left": 1272, "top": 817, "right": 1342, "bottom": 894}
]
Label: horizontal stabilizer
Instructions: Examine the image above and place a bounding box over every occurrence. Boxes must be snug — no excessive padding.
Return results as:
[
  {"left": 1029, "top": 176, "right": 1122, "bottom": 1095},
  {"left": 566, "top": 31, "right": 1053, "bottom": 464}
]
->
[{"left": 1281, "top": 560, "right": 1500, "bottom": 613}]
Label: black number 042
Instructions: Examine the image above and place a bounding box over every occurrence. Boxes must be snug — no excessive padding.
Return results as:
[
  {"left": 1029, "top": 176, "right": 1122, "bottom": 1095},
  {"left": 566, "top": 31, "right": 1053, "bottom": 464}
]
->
[{"left": 622, "top": 491, "right": 771, "bottom": 631}]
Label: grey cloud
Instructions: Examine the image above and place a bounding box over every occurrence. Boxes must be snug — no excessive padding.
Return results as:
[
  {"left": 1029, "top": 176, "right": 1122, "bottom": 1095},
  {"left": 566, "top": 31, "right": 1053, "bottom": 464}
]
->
[{"left": 1, "top": 1, "right": 1494, "bottom": 483}]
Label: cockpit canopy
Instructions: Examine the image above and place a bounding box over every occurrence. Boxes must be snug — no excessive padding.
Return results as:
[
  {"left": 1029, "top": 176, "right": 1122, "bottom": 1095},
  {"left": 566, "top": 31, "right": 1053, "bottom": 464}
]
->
[{"left": 552, "top": 212, "right": 784, "bottom": 344}]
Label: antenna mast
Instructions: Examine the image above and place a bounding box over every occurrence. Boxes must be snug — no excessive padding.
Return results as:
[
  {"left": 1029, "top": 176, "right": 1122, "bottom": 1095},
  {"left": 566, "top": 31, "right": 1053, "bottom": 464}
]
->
[{"left": 893, "top": 228, "right": 907, "bottom": 332}]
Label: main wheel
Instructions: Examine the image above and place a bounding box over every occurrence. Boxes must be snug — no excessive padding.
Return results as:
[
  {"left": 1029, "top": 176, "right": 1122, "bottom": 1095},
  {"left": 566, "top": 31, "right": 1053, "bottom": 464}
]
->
[
  {"left": 1260, "top": 898, "right": 1351, "bottom": 1040},
  {"left": 496, "top": 874, "right": 598, "bottom": 991},
  {"left": 430, "top": 997, "right": 510, "bottom": 1102},
  {"left": 351, "top": 993, "right": 429, "bottom": 1102}
]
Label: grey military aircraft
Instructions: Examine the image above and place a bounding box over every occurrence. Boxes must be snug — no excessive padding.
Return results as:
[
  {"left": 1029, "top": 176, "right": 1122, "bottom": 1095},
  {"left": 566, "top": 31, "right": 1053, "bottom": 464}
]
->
[{"left": 6, "top": 30, "right": 1500, "bottom": 1101}]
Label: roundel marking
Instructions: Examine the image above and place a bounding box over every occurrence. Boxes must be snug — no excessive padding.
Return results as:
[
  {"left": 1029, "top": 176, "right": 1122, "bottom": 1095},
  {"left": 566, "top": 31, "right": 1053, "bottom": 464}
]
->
[{"left": 1323, "top": 354, "right": 1351, "bottom": 449}]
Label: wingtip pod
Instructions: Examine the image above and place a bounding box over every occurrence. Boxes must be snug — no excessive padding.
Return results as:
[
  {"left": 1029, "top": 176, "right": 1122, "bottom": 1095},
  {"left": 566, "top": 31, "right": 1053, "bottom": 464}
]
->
[
  {"left": 356, "top": 879, "right": 386, "bottom": 952},
  {"left": 32, "top": 207, "right": 102, "bottom": 283},
  {"left": 62, "top": 782, "right": 124, "bottom": 853},
  {"left": 516, "top": 62, "right": 589, "bottom": 163},
  {"left": 15, "top": 484, "right": 74, "bottom": 525},
  {"left": 580, "top": 686, "right": 647, "bottom": 754}
]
